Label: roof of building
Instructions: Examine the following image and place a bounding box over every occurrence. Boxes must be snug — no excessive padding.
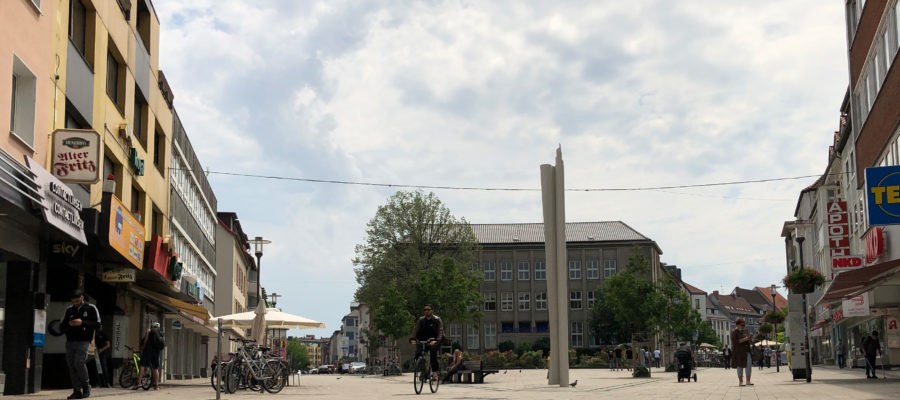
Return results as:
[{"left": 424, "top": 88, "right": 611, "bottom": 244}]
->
[
  {"left": 682, "top": 282, "right": 707, "bottom": 295},
  {"left": 710, "top": 291, "right": 758, "bottom": 316},
  {"left": 755, "top": 286, "right": 788, "bottom": 310},
  {"left": 733, "top": 287, "right": 771, "bottom": 311},
  {"left": 470, "top": 221, "right": 653, "bottom": 244}
]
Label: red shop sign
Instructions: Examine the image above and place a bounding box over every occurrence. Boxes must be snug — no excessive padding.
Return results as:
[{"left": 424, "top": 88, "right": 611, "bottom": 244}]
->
[{"left": 866, "top": 227, "right": 884, "bottom": 264}]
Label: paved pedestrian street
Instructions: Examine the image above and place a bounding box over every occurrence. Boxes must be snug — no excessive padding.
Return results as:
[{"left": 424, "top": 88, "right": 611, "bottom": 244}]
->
[{"left": 13, "top": 366, "right": 900, "bottom": 400}]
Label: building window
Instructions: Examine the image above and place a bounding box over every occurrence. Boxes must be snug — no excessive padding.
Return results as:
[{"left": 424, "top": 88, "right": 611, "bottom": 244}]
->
[
  {"left": 467, "top": 326, "right": 479, "bottom": 349},
  {"left": 153, "top": 128, "right": 163, "bottom": 170},
  {"left": 483, "top": 322, "right": 497, "bottom": 349},
  {"left": 69, "top": 0, "right": 87, "bottom": 58},
  {"left": 501, "top": 292, "right": 513, "bottom": 311},
  {"left": 603, "top": 260, "right": 617, "bottom": 278},
  {"left": 484, "top": 292, "right": 496, "bottom": 311},
  {"left": 518, "top": 321, "right": 531, "bottom": 332},
  {"left": 518, "top": 262, "right": 530, "bottom": 280},
  {"left": 570, "top": 291, "right": 582, "bottom": 310},
  {"left": 535, "top": 321, "right": 549, "bottom": 332},
  {"left": 484, "top": 263, "right": 495, "bottom": 281},
  {"left": 535, "top": 292, "right": 547, "bottom": 310},
  {"left": 133, "top": 94, "right": 146, "bottom": 146},
  {"left": 568, "top": 260, "right": 581, "bottom": 280},
  {"left": 587, "top": 291, "right": 596, "bottom": 309},
  {"left": 9, "top": 57, "right": 37, "bottom": 147},
  {"left": 587, "top": 260, "right": 599, "bottom": 279},
  {"left": 449, "top": 323, "right": 462, "bottom": 346},
  {"left": 534, "top": 262, "right": 546, "bottom": 280},
  {"left": 500, "top": 262, "right": 513, "bottom": 281},
  {"left": 571, "top": 322, "right": 584, "bottom": 347},
  {"left": 106, "top": 50, "right": 125, "bottom": 112},
  {"left": 695, "top": 298, "right": 700, "bottom": 309},
  {"left": 518, "top": 292, "right": 530, "bottom": 311}
]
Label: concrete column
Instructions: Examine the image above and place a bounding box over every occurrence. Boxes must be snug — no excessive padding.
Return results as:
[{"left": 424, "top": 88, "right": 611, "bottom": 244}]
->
[{"left": 541, "top": 147, "right": 568, "bottom": 387}]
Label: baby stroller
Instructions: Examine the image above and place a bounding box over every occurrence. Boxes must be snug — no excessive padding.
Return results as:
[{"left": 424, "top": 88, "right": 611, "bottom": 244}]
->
[{"left": 676, "top": 346, "right": 697, "bottom": 382}]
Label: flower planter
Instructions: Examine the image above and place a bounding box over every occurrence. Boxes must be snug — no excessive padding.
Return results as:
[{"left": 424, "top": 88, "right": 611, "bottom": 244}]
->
[{"left": 789, "top": 282, "right": 816, "bottom": 294}]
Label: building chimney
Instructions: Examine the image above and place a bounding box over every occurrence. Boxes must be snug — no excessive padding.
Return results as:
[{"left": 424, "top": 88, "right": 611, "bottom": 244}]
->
[{"left": 713, "top": 290, "right": 719, "bottom": 296}]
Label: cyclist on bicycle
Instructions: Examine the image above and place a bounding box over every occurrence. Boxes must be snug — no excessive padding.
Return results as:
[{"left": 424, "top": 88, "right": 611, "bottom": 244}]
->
[{"left": 411, "top": 304, "right": 445, "bottom": 379}]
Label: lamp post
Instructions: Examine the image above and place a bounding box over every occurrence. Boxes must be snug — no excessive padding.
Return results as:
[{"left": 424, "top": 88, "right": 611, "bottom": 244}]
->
[
  {"left": 796, "top": 236, "right": 812, "bottom": 383},
  {"left": 770, "top": 284, "right": 780, "bottom": 373},
  {"left": 248, "top": 236, "right": 271, "bottom": 307},
  {"left": 270, "top": 292, "right": 281, "bottom": 308}
]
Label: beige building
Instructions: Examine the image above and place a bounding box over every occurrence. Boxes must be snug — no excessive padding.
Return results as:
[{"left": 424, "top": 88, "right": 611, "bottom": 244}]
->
[
  {"left": 215, "top": 212, "right": 256, "bottom": 351},
  {"left": 448, "top": 222, "right": 665, "bottom": 352}
]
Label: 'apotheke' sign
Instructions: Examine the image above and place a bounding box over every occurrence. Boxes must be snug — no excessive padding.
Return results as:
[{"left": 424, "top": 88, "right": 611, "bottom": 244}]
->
[
  {"left": 51, "top": 129, "right": 101, "bottom": 184},
  {"left": 25, "top": 157, "right": 87, "bottom": 244}
]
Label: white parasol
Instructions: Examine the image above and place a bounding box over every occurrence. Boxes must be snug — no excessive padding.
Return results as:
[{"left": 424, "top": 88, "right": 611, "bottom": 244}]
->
[{"left": 218, "top": 307, "right": 327, "bottom": 330}]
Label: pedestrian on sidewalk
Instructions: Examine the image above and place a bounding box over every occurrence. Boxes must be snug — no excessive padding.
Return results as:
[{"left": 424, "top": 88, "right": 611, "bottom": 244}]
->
[
  {"left": 607, "top": 348, "right": 614, "bottom": 370},
  {"left": 862, "top": 331, "right": 882, "bottom": 379},
  {"left": 62, "top": 290, "right": 101, "bottom": 399},
  {"left": 626, "top": 346, "right": 634, "bottom": 371},
  {"left": 723, "top": 345, "right": 732, "bottom": 370},
  {"left": 836, "top": 341, "right": 846, "bottom": 369},
  {"left": 730, "top": 318, "right": 753, "bottom": 386},
  {"left": 95, "top": 325, "right": 112, "bottom": 388},
  {"left": 654, "top": 348, "right": 660, "bottom": 368},
  {"left": 644, "top": 348, "right": 650, "bottom": 367},
  {"left": 614, "top": 346, "right": 623, "bottom": 371},
  {"left": 134, "top": 322, "right": 165, "bottom": 390}
]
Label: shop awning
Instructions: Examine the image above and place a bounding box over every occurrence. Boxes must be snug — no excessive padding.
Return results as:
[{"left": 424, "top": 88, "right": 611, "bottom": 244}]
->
[
  {"left": 817, "top": 258, "right": 900, "bottom": 305},
  {"left": 164, "top": 312, "right": 218, "bottom": 337},
  {"left": 130, "top": 285, "right": 211, "bottom": 324}
]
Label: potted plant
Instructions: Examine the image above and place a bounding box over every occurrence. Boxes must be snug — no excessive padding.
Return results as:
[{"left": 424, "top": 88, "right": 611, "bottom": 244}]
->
[{"left": 782, "top": 267, "right": 825, "bottom": 294}]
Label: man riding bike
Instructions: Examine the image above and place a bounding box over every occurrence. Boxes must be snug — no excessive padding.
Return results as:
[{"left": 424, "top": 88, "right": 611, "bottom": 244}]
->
[{"left": 411, "top": 304, "right": 445, "bottom": 380}]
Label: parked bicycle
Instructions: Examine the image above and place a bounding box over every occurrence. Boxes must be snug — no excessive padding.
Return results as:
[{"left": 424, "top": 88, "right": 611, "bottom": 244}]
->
[
  {"left": 223, "top": 338, "right": 287, "bottom": 394},
  {"left": 410, "top": 338, "right": 443, "bottom": 394},
  {"left": 119, "top": 345, "right": 151, "bottom": 390},
  {"left": 210, "top": 352, "right": 235, "bottom": 392}
]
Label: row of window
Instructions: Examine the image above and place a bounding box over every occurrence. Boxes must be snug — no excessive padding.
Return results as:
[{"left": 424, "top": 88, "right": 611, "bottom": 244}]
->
[
  {"left": 484, "top": 291, "right": 596, "bottom": 311},
  {"left": 171, "top": 152, "right": 217, "bottom": 244},
  {"left": 170, "top": 225, "right": 215, "bottom": 298},
  {"left": 480, "top": 260, "right": 616, "bottom": 281},
  {"left": 851, "top": 1, "right": 900, "bottom": 134},
  {"left": 447, "top": 321, "right": 590, "bottom": 349}
]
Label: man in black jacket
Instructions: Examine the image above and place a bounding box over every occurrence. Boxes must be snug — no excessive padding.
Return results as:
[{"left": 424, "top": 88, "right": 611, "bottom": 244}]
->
[
  {"left": 61, "top": 290, "right": 101, "bottom": 399},
  {"left": 411, "top": 304, "right": 444, "bottom": 380}
]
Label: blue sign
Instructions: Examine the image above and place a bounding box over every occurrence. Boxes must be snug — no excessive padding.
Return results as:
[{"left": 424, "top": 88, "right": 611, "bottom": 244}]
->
[
  {"left": 865, "top": 166, "right": 900, "bottom": 225},
  {"left": 34, "top": 332, "right": 45, "bottom": 347}
]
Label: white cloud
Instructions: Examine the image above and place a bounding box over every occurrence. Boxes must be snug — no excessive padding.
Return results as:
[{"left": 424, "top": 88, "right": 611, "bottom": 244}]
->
[{"left": 153, "top": 0, "right": 846, "bottom": 337}]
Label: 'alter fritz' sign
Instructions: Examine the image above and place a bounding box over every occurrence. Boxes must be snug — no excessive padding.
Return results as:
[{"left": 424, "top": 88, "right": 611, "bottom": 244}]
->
[{"left": 866, "top": 165, "right": 900, "bottom": 225}]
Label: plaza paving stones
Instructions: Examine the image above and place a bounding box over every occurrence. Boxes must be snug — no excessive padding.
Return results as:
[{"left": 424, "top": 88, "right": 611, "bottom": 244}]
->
[{"left": 12, "top": 366, "right": 900, "bottom": 399}]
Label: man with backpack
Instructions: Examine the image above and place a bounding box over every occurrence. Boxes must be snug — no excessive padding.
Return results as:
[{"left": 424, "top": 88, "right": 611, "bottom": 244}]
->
[{"left": 133, "top": 322, "right": 165, "bottom": 390}]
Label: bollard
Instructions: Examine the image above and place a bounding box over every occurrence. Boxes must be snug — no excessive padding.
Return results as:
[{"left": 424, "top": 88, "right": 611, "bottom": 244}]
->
[{"left": 216, "top": 318, "right": 222, "bottom": 400}]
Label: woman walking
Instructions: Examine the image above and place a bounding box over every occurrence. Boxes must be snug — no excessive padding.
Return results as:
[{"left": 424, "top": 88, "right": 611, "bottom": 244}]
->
[{"left": 730, "top": 318, "right": 753, "bottom": 386}]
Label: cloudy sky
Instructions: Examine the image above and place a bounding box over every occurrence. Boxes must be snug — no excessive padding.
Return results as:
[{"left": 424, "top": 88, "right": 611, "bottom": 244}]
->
[{"left": 153, "top": 0, "right": 848, "bottom": 338}]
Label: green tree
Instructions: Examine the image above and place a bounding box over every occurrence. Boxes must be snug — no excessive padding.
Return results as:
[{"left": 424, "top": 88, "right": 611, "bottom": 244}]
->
[
  {"left": 353, "top": 191, "right": 479, "bottom": 312},
  {"left": 411, "top": 258, "right": 483, "bottom": 325},
  {"left": 603, "top": 248, "right": 664, "bottom": 340},
  {"left": 696, "top": 320, "right": 721, "bottom": 348},
  {"left": 373, "top": 287, "right": 415, "bottom": 343},
  {"left": 758, "top": 323, "right": 773, "bottom": 337},
  {"left": 285, "top": 339, "right": 310, "bottom": 373},
  {"left": 533, "top": 337, "right": 551, "bottom": 356},
  {"left": 657, "top": 279, "right": 702, "bottom": 343},
  {"left": 587, "top": 290, "right": 629, "bottom": 345}
]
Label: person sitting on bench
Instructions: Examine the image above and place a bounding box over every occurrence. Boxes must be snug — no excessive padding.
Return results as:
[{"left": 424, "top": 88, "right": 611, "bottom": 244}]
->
[{"left": 443, "top": 349, "right": 466, "bottom": 383}]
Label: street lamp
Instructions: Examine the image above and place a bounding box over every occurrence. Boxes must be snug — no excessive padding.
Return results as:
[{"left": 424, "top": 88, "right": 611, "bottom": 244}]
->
[
  {"left": 248, "top": 236, "right": 271, "bottom": 306},
  {"left": 770, "top": 283, "right": 780, "bottom": 373},
  {"left": 796, "top": 236, "right": 812, "bottom": 383}
]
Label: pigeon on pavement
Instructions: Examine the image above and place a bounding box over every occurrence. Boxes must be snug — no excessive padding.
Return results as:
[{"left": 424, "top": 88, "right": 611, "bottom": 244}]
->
[{"left": 570, "top": 380, "right": 578, "bottom": 387}]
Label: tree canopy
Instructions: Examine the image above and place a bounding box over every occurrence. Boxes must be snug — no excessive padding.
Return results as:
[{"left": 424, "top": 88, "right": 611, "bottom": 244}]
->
[
  {"left": 285, "top": 339, "right": 311, "bottom": 372},
  {"left": 354, "top": 191, "right": 479, "bottom": 311}
]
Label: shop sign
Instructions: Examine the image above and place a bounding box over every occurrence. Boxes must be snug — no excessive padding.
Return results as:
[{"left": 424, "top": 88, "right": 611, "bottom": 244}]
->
[
  {"left": 102, "top": 269, "right": 136, "bottom": 282},
  {"left": 827, "top": 201, "right": 850, "bottom": 257},
  {"left": 33, "top": 309, "right": 46, "bottom": 347},
  {"left": 832, "top": 308, "right": 844, "bottom": 323},
  {"left": 832, "top": 255, "right": 864, "bottom": 277},
  {"left": 112, "top": 315, "right": 129, "bottom": 358},
  {"left": 866, "top": 165, "right": 900, "bottom": 225},
  {"left": 25, "top": 157, "right": 87, "bottom": 244},
  {"left": 887, "top": 316, "right": 899, "bottom": 333},
  {"left": 50, "top": 129, "right": 101, "bottom": 183},
  {"left": 129, "top": 147, "right": 145, "bottom": 176},
  {"left": 866, "top": 227, "right": 884, "bottom": 264},
  {"left": 146, "top": 235, "right": 171, "bottom": 280},
  {"left": 172, "top": 320, "right": 183, "bottom": 330},
  {"left": 108, "top": 194, "right": 145, "bottom": 269},
  {"left": 842, "top": 294, "right": 869, "bottom": 317}
]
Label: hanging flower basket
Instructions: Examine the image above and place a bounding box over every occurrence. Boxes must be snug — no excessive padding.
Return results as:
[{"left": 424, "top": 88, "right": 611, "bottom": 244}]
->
[{"left": 782, "top": 268, "right": 825, "bottom": 294}]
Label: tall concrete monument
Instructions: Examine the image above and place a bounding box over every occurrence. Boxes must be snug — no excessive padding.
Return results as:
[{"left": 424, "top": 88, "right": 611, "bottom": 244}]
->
[{"left": 541, "top": 147, "right": 569, "bottom": 387}]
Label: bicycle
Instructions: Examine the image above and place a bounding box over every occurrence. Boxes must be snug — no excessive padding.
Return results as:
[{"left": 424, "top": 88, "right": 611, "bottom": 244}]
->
[
  {"left": 119, "top": 345, "right": 151, "bottom": 390},
  {"left": 410, "top": 338, "right": 443, "bottom": 394},
  {"left": 210, "top": 352, "right": 235, "bottom": 392},
  {"left": 223, "top": 339, "right": 287, "bottom": 394}
]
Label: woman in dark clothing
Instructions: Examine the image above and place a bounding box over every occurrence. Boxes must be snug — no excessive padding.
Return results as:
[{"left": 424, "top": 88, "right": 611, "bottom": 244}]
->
[
  {"left": 729, "top": 318, "right": 753, "bottom": 386},
  {"left": 133, "top": 322, "right": 164, "bottom": 390},
  {"left": 95, "top": 325, "right": 112, "bottom": 388},
  {"left": 442, "top": 349, "right": 465, "bottom": 383}
]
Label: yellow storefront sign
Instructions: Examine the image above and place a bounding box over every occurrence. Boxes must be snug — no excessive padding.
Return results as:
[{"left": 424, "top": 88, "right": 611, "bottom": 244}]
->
[{"left": 108, "top": 195, "right": 145, "bottom": 269}]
